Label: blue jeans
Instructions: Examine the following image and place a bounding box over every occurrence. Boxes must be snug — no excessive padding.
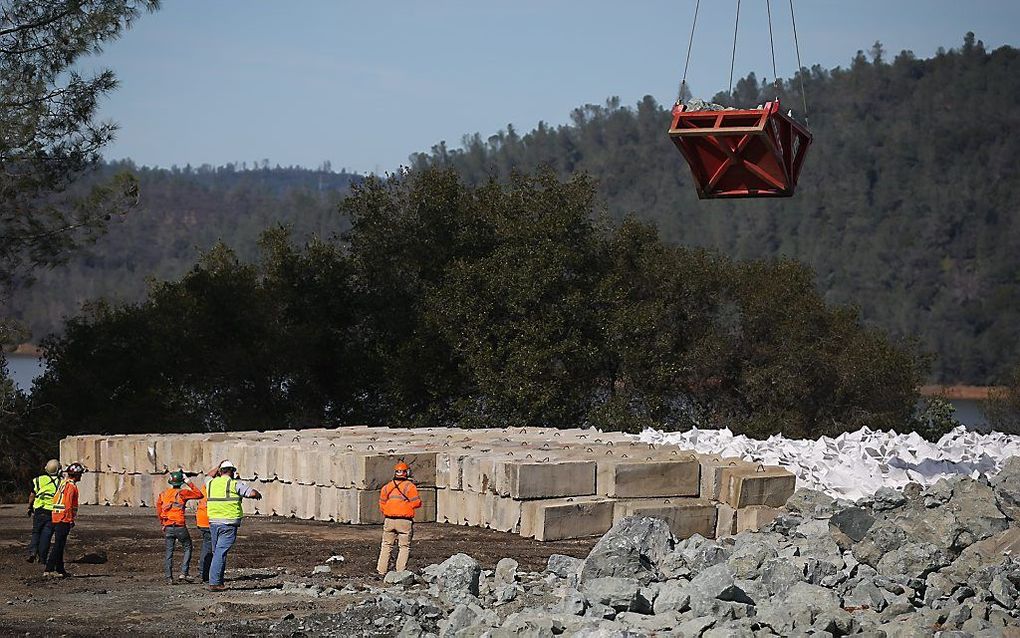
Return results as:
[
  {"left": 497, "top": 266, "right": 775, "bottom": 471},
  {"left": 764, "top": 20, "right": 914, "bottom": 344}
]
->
[
  {"left": 29, "top": 509, "right": 54, "bottom": 563},
  {"left": 164, "top": 526, "right": 193, "bottom": 579},
  {"left": 199, "top": 528, "right": 213, "bottom": 583},
  {"left": 209, "top": 523, "right": 238, "bottom": 586}
]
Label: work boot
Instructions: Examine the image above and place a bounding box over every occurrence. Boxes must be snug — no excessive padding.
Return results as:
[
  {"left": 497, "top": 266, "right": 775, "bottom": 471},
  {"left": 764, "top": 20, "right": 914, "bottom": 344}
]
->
[
  {"left": 26, "top": 554, "right": 36, "bottom": 563},
  {"left": 208, "top": 584, "right": 226, "bottom": 592},
  {"left": 42, "top": 571, "right": 57, "bottom": 578},
  {"left": 178, "top": 574, "right": 194, "bottom": 583}
]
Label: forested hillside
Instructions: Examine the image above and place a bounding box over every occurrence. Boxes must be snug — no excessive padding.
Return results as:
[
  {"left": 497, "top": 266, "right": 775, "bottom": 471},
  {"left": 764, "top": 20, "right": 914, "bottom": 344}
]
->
[
  {"left": 4, "top": 162, "right": 358, "bottom": 337},
  {"left": 4, "top": 34, "right": 1018, "bottom": 384},
  {"left": 412, "top": 34, "right": 1020, "bottom": 385}
]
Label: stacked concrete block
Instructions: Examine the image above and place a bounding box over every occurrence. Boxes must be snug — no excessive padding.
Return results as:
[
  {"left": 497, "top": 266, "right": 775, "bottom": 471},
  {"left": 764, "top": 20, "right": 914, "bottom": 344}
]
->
[{"left": 58, "top": 426, "right": 796, "bottom": 541}]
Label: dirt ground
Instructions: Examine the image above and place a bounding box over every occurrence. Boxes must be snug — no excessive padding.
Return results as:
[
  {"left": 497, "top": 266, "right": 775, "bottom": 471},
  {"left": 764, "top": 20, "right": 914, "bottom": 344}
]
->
[{"left": 0, "top": 504, "right": 597, "bottom": 637}]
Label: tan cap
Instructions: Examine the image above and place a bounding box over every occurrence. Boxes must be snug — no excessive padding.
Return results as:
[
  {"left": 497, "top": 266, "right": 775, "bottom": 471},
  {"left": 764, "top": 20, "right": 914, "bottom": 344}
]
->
[{"left": 44, "top": 459, "right": 60, "bottom": 474}]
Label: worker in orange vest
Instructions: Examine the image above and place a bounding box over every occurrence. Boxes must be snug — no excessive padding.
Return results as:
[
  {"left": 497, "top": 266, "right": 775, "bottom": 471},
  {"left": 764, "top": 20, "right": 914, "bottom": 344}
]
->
[
  {"left": 376, "top": 461, "right": 422, "bottom": 575},
  {"left": 43, "top": 462, "right": 84, "bottom": 577},
  {"left": 156, "top": 470, "right": 203, "bottom": 584},
  {"left": 195, "top": 479, "right": 213, "bottom": 583}
]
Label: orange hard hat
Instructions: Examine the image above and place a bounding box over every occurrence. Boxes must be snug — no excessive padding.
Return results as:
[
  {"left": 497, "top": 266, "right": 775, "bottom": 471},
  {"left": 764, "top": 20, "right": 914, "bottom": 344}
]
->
[{"left": 394, "top": 461, "right": 410, "bottom": 477}]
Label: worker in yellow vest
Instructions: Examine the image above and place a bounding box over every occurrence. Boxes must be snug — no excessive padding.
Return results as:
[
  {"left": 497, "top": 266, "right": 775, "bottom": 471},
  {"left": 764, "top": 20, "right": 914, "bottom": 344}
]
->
[
  {"left": 26, "top": 459, "right": 61, "bottom": 564},
  {"left": 205, "top": 460, "right": 262, "bottom": 591}
]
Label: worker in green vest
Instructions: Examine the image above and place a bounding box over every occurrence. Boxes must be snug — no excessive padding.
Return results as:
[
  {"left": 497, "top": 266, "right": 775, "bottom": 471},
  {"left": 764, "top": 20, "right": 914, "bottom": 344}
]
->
[
  {"left": 26, "top": 459, "right": 62, "bottom": 564},
  {"left": 205, "top": 459, "right": 262, "bottom": 591}
]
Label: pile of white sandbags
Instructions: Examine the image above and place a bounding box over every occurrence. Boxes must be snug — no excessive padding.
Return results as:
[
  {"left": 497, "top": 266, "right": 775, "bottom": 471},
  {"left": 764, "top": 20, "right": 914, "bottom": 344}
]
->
[{"left": 638, "top": 425, "right": 1020, "bottom": 501}]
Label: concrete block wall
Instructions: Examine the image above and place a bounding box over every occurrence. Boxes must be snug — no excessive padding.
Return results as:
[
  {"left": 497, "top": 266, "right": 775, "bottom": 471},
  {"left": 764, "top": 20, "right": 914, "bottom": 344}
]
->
[{"left": 59, "top": 426, "right": 795, "bottom": 541}]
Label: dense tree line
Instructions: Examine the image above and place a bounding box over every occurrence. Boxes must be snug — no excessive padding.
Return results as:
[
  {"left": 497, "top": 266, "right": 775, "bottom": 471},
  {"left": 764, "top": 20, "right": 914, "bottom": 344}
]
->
[
  {"left": 31, "top": 168, "right": 937, "bottom": 441},
  {"left": 3, "top": 161, "right": 358, "bottom": 338}
]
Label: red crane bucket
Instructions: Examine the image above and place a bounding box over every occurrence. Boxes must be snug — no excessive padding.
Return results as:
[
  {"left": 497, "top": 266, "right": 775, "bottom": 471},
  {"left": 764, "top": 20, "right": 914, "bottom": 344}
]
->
[{"left": 668, "top": 99, "right": 812, "bottom": 199}]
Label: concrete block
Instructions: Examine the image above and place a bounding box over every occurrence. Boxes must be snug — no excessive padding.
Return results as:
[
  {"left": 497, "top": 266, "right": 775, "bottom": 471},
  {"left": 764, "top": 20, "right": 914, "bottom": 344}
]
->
[
  {"left": 436, "top": 488, "right": 460, "bottom": 524},
  {"left": 723, "top": 466, "right": 796, "bottom": 508},
  {"left": 352, "top": 451, "right": 437, "bottom": 490},
  {"left": 462, "top": 454, "right": 510, "bottom": 494},
  {"left": 507, "top": 460, "right": 596, "bottom": 500},
  {"left": 331, "top": 451, "right": 357, "bottom": 488},
  {"left": 77, "top": 470, "right": 99, "bottom": 505},
  {"left": 436, "top": 450, "right": 471, "bottom": 489},
  {"left": 699, "top": 456, "right": 752, "bottom": 500},
  {"left": 596, "top": 457, "right": 699, "bottom": 498},
  {"left": 483, "top": 494, "right": 522, "bottom": 533},
  {"left": 293, "top": 482, "right": 318, "bottom": 519},
  {"left": 335, "top": 488, "right": 359, "bottom": 523},
  {"left": 520, "top": 497, "right": 615, "bottom": 541},
  {"left": 355, "top": 487, "right": 437, "bottom": 525},
  {"left": 736, "top": 505, "right": 781, "bottom": 533},
  {"left": 715, "top": 503, "right": 737, "bottom": 539},
  {"left": 612, "top": 498, "right": 717, "bottom": 539}
]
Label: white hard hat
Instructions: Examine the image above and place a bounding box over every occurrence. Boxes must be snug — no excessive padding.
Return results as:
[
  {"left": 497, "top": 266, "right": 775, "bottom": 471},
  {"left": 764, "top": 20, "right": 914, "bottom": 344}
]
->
[
  {"left": 45, "top": 459, "right": 61, "bottom": 474},
  {"left": 220, "top": 460, "right": 237, "bottom": 470}
]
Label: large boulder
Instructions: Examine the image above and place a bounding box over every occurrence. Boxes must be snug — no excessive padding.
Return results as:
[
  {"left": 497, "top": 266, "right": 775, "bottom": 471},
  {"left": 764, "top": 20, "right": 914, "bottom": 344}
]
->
[
  {"left": 494, "top": 558, "right": 518, "bottom": 586},
  {"left": 546, "top": 554, "right": 583, "bottom": 579},
  {"left": 755, "top": 582, "right": 846, "bottom": 635},
  {"left": 854, "top": 520, "right": 908, "bottom": 567},
  {"left": 939, "top": 527, "right": 1020, "bottom": 588},
  {"left": 688, "top": 563, "right": 755, "bottom": 605},
  {"left": 830, "top": 507, "right": 876, "bottom": 543},
  {"left": 760, "top": 556, "right": 807, "bottom": 596},
  {"left": 876, "top": 542, "right": 952, "bottom": 579},
  {"left": 434, "top": 553, "right": 481, "bottom": 604},
  {"left": 438, "top": 602, "right": 497, "bottom": 638},
  {"left": 949, "top": 477, "right": 1008, "bottom": 542},
  {"left": 579, "top": 516, "right": 674, "bottom": 585},
  {"left": 580, "top": 577, "right": 647, "bottom": 613},
  {"left": 651, "top": 580, "right": 691, "bottom": 615},
  {"left": 992, "top": 457, "right": 1020, "bottom": 521},
  {"left": 727, "top": 541, "right": 777, "bottom": 579},
  {"left": 785, "top": 488, "right": 836, "bottom": 518}
]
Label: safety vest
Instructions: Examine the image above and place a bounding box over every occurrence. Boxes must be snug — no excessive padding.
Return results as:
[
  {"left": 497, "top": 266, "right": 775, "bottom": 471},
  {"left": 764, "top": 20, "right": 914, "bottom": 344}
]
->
[
  {"left": 206, "top": 476, "right": 243, "bottom": 523},
  {"left": 379, "top": 479, "right": 421, "bottom": 520},
  {"left": 32, "top": 474, "right": 60, "bottom": 511},
  {"left": 52, "top": 479, "right": 79, "bottom": 524},
  {"left": 196, "top": 484, "right": 210, "bottom": 529},
  {"left": 157, "top": 483, "right": 202, "bottom": 528}
]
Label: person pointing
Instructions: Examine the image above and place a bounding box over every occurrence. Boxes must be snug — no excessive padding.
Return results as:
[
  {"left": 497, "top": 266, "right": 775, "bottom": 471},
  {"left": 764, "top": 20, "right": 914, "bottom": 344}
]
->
[{"left": 205, "top": 460, "right": 262, "bottom": 591}]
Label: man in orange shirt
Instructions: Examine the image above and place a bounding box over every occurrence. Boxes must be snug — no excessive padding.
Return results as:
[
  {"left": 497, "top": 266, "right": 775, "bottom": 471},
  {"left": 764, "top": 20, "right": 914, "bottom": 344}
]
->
[
  {"left": 156, "top": 470, "right": 203, "bottom": 584},
  {"left": 44, "top": 462, "right": 84, "bottom": 577},
  {"left": 376, "top": 461, "right": 422, "bottom": 575}
]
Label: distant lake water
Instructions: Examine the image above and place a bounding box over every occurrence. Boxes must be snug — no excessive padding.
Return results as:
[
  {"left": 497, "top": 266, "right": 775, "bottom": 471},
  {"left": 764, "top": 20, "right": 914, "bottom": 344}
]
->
[
  {"left": 6, "top": 354, "right": 45, "bottom": 391},
  {"left": 2, "top": 354, "right": 992, "bottom": 431}
]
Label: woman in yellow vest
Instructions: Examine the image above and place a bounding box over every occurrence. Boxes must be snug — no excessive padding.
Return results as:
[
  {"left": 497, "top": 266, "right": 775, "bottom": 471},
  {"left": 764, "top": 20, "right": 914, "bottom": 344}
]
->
[
  {"left": 205, "top": 460, "right": 261, "bottom": 591},
  {"left": 26, "top": 459, "right": 61, "bottom": 564}
]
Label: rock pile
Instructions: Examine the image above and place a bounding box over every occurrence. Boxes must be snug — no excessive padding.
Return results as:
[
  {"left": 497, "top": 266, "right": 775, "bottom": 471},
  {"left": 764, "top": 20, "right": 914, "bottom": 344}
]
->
[{"left": 379, "top": 458, "right": 1020, "bottom": 637}]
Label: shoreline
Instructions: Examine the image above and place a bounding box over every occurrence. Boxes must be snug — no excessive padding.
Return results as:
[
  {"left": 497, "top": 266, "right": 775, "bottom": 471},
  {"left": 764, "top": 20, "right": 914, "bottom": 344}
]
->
[{"left": 2, "top": 343, "right": 1006, "bottom": 401}]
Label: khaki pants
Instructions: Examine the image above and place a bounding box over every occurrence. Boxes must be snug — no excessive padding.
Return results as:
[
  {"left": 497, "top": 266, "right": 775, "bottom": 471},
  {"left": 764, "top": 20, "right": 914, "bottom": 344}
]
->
[{"left": 376, "top": 517, "right": 413, "bottom": 574}]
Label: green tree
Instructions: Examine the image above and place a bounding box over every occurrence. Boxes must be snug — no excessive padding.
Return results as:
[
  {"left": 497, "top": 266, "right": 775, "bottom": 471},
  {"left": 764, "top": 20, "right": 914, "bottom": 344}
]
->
[{"left": 1, "top": 0, "right": 159, "bottom": 328}]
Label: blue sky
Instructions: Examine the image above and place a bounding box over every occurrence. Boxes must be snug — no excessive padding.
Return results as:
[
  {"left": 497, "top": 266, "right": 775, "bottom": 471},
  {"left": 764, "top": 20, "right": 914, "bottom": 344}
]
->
[{"left": 85, "top": 1, "right": 1019, "bottom": 174}]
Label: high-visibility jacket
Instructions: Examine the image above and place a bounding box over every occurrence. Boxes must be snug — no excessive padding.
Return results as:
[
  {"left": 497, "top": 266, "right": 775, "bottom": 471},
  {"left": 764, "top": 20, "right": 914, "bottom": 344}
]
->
[
  {"left": 156, "top": 483, "right": 202, "bottom": 528},
  {"left": 206, "top": 475, "right": 243, "bottom": 524},
  {"left": 32, "top": 474, "right": 61, "bottom": 511},
  {"left": 52, "top": 479, "right": 79, "bottom": 524},
  {"left": 379, "top": 479, "right": 422, "bottom": 520},
  {"left": 196, "top": 484, "right": 209, "bottom": 529}
]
